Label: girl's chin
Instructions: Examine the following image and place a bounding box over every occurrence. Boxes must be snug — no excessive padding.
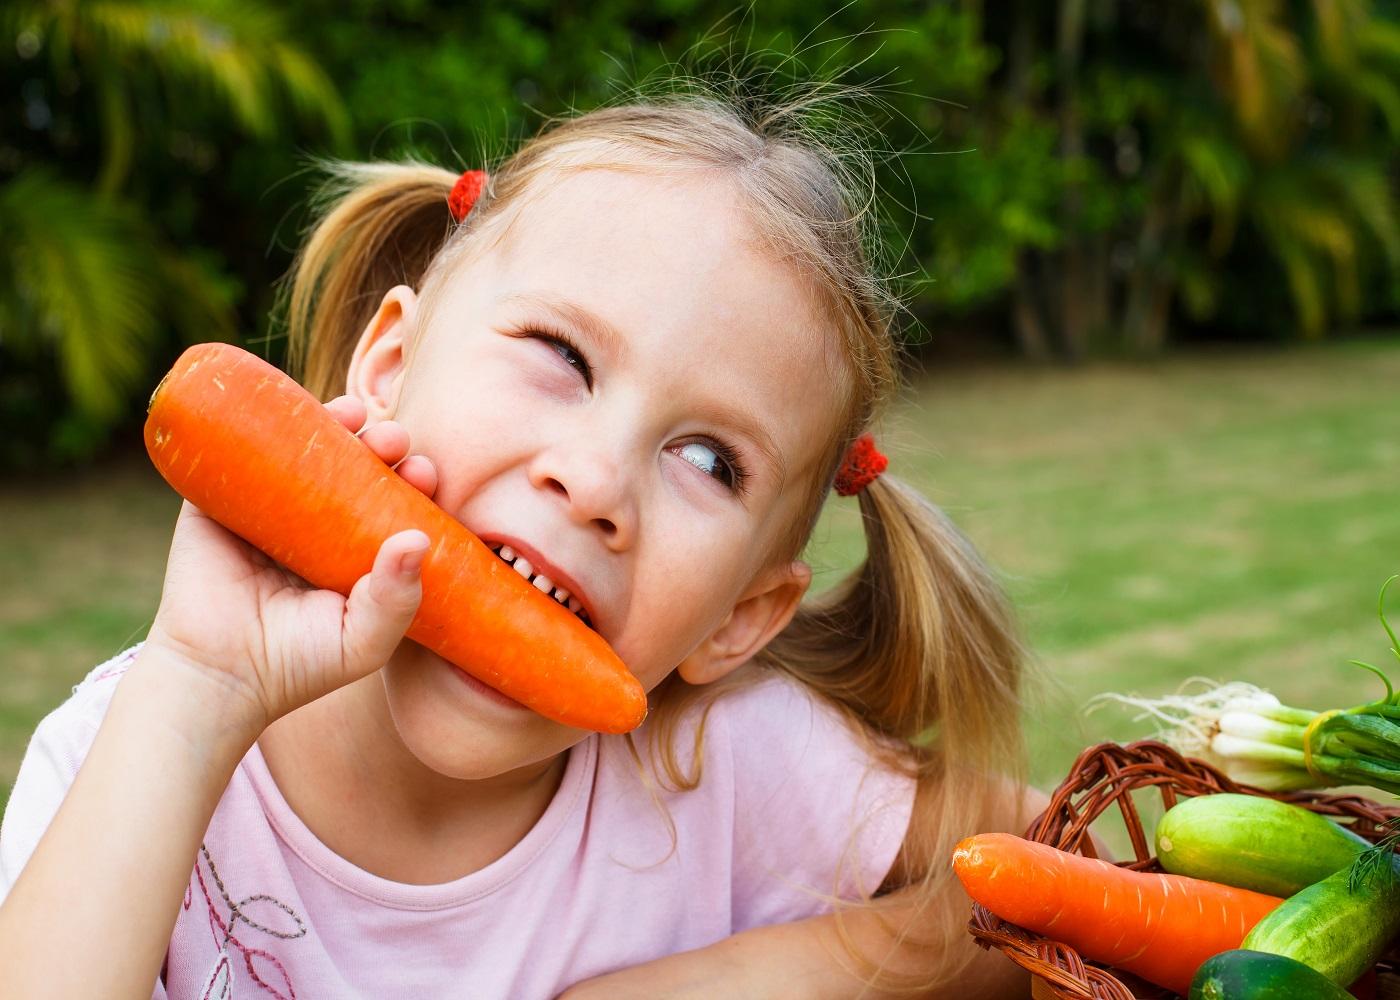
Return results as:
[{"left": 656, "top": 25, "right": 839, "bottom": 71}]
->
[
  {"left": 385, "top": 648, "right": 579, "bottom": 782},
  {"left": 409, "top": 642, "right": 537, "bottom": 716}
]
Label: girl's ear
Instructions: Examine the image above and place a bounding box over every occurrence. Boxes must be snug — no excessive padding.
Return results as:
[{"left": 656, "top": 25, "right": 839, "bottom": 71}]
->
[
  {"left": 677, "top": 560, "right": 812, "bottom": 685},
  {"left": 345, "top": 285, "right": 418, "bottom": 420}
]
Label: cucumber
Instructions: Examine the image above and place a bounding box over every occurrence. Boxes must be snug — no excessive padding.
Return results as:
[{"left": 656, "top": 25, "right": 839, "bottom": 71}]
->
[
  {"left": 1241, "top": 863, "right": 1400, "bottom": 986},
  {"left": 1155, "top": 793, "right": 1369, "bottom": 896},
  {"left": 1190, "top": 949, "right": 1355, "bottom": 1000}
]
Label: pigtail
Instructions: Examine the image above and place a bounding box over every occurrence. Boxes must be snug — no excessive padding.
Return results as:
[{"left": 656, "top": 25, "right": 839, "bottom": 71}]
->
[
  {"left": 283, "top": 162, "right": 464, "bottom": 400},
  {"left": 762, "top": 474, "right": 1024, "bottom": 759},
  {"left": 757, "top": 472, "right": 1027, "bottom": 989}
]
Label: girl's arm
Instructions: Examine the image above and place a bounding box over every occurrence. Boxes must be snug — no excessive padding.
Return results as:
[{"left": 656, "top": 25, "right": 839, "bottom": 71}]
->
[
  {"left": 0, "top": 399, "right": 431, "bottom": 1000},
  {"left": 555, "top": 886, "right": 1029, "bottom": 1000},
  {"left": 0, "top": 647, "right": 261, "bottom": 999},
  {"left": 557, "top": 781, "right": 1050, "bottom": 1000}
]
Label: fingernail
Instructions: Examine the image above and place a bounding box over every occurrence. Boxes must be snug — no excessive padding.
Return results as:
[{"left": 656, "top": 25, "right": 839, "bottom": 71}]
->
[{"left": 399, "top": 545, "right": 428, "bottom": 577}]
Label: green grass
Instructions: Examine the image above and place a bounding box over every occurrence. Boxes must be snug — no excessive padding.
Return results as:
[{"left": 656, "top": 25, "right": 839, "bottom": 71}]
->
[
  {"left": 4, "top": 337, "right": 1400, "bottom": 825},
  {"left": 805, "top": 336, "right": 1400, "bottom": 793},
  {"left": 0, "top": 457, "right": 179, "bottom": 806}
]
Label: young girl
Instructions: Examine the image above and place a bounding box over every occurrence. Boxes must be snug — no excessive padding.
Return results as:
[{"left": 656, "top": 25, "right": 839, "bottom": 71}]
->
[{"left": 0, "top": 87, "right": 1039, "bottom": 998}]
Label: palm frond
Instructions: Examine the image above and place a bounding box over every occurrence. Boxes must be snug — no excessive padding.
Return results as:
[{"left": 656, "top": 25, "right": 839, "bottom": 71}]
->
[
  {"left": 1309, "top": 0, "right": 1368, "bottom": 69},
  {"left": 13, "top": 0, "right": 344, "bottom": 144},
  {"left": 0, "top": 171, "right": 238, "bottom": 421},
  {"left": 1249, "top": 170, "right": 1376, "bottom": 335},
  {"left": 0, "top": 171, "right": 160, "bottom": 418},
  {"left": 1359, "top": 17, "right": 1400, "bottom": 64},
  {"left": 271, "top": 44, "right": 352, "bottom": 151},
  {"left": 161, "top": 250, "right": 238, "bottom": 348},
  {"left": 90, "top": 0, "right": 279, "bottom": 137},
  {"left": 1205, "top": 0, "right": 1307, "bottom": 153},
  {"left": 94, "top": 68, "right": 136, "bottom": 196},
  {"left": 1178, "top": 133, "right": 1250, "bottom": 254},
  {"left": 1173, "top": 249, "right": 1223, "bottom": 321},
  {"left": 1306, "top": 2, "right": 1400, "bottom": 139},
  {"left": 1350, "top": 66, "right": 1400, "bottom": 137},
  {"left": 1269, "top": 239, "right": 1328, "bottom": 337},
  {"left": 1308, "top": 156, "right": 1400, "bottom": 269}
]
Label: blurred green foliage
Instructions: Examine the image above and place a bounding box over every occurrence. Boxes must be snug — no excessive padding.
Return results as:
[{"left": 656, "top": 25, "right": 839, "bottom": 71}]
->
[
  {"left": 1, "top": 0, "right": 346, "bottom": 464},
  {"left": 2, "top": 0, "right": 1398, "bottom": 467}
]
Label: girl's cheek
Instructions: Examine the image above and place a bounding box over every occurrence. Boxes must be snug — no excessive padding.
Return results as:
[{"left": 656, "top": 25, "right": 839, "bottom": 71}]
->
[
  {"left": 659, "top": 453, "right": 726, "bottom": 509},
  {"left": 515, "top": 356, "right": 588, "bottom": 404}
]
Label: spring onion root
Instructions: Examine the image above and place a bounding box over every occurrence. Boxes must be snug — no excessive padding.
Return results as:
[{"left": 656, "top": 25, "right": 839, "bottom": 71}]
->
[{"left": 1093, "top": 576, "right": 1400, "bottom": 795}]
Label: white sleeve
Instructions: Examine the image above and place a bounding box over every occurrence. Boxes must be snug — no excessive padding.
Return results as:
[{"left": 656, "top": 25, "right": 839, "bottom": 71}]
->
[
  {"left": 0, "top": 684, "right": 106, "bottom": 902},
  {"left": 0, "top": 647, "right": 168, "bottom": 998}
]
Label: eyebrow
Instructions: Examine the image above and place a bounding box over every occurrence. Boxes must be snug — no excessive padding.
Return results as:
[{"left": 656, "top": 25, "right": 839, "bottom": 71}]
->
[
  {"left": 498, "top": 290, "right": 787, "bottom": 488},
  {"left": 693, "top": 399, "right": 787, "bottom": 489},
  {"left": 500, "top": 291, "right": 627, "bottom": 362}
]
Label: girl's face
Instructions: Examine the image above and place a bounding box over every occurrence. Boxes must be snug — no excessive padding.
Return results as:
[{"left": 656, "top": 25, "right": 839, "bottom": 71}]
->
[{"left": 347, "top": 168, "right": 845, "bottom": 779}]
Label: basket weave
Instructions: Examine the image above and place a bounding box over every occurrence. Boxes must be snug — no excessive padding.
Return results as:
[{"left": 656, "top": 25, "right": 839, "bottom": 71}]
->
[{"left": 967, "top": 740, "right": 1400, "bottom": 999}]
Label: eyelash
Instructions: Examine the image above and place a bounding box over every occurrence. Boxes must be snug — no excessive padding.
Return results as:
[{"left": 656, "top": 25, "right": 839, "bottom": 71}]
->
[
  {"left": 522, "top": 323, "right": 750, "bottom": 495},
  {"left": 700, "top": 439, "right": 750, "bottom": 494},
  {"left": 527, "top": 321, "right": 593, "bottom": 388}
]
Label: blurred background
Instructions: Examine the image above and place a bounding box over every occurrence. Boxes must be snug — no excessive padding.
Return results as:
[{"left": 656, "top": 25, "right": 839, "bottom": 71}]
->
[{"left": 1, "top": 0, "right": 1398, "bottom": 807}]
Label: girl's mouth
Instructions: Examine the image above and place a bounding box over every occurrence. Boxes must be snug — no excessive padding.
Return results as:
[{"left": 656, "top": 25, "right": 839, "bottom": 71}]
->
[{"left": 487, "top": 542, "right": 595, "bottom": 630}]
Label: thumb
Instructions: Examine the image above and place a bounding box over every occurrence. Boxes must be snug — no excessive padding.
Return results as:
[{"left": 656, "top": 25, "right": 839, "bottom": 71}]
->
[{"left": 340, "top": 529, "right": 430, "bottom": 679}]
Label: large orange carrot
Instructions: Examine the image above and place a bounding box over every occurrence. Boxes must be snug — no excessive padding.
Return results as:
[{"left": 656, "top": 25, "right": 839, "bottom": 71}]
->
[
  {"left": 144, "top": 342, "right": 647, "bottom": 734},
  {"left": 952, "top": 832, "right": 1282, "bottom": 995}
]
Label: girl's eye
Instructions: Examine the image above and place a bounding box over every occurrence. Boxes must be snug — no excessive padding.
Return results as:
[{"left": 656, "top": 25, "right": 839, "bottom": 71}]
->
[
  {"left": 536, "top": 331, "right": 592, "bottom": 387},
  {"left": 674, "top": 440, "right": 745, "bottom": 492}
]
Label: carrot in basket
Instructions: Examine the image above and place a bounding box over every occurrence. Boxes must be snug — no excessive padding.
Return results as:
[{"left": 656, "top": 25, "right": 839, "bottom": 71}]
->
[
  {"left": 952, "top": 832, "right": 1282, "bottom": 995},
  {"left": 144, "top": 341, "right": 647, "bottom": 734}
]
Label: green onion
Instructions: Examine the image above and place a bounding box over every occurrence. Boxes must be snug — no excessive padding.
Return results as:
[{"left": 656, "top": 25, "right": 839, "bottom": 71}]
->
[
  {"left": 1094, "top": 576, "right": 1400, "bottom": 795},
  {"left": 1218, "top": 711, "right": 1307, "bottom": 748}
]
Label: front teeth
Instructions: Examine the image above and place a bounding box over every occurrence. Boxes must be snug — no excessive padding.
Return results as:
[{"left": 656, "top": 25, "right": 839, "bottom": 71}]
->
[{"left": 487, "top": 543, "right": 589, "bottom": 624}]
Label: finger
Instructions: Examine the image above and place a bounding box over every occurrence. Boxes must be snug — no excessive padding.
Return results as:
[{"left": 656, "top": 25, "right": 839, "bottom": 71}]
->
[
  {"left": 358, "top": 421, "right": 411, "bottom": 467},
  {"left": 172, "top": 500, "right": 271, "bottom": 568},
  {"left": 394, "top": 454, "right": 439, "bottom": 498},
  {"left": 324, "top": 395, "right": 368, "bottom": 434},
  {"left": 339, "top": 529, "right": 430, "bottom": 678}
]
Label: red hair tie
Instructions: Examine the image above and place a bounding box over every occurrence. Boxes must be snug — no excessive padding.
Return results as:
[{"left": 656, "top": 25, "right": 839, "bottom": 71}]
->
[
  {"left": 448, "top": 169, "right": 488, "bottom": 223},
  {"left": 834, "top": 433, "right": 888, "bottom": 496}
]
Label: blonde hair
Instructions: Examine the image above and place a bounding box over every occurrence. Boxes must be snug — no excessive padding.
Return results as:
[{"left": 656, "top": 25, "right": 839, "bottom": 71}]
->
[{"left": 283, "top": 76, "right": 1025, "bottom": 993}]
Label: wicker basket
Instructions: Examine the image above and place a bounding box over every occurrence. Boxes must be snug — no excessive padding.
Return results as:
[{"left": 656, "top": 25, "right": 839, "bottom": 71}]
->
[{"left": 967, "top": 740, "right": 1400, "bottom": 1000}]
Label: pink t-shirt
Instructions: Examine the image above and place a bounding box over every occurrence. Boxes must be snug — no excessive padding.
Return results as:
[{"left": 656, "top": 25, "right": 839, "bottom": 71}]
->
[{"left": 0, "top": 646, "right": 915, "bottom": 1000}]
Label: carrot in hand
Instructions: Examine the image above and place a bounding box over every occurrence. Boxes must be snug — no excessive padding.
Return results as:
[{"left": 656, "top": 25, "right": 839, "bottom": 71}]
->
[
  {"left": 952, "top": 832, "right": 1283, "bottom": 995},
  {"left": 144, "top": 342, "right": 647, "bottom": 733}
]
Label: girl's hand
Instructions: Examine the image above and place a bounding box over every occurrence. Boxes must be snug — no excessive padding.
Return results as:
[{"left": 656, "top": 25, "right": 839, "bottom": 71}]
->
[{"left": 144, "top": 395, "right": 441, "bottom": 738}]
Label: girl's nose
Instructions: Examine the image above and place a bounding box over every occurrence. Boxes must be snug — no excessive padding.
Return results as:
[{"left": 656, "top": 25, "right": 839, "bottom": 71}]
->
[{"left": 528, "top": 441, "right": 637, "bottom": 550}]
